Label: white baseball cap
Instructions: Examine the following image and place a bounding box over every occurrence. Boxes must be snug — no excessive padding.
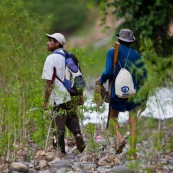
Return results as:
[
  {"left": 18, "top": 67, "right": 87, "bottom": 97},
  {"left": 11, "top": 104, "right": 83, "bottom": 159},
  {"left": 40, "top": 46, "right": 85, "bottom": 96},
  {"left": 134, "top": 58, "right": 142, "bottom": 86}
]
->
[{"left": 46, "top": 33, "right": 66, "bottom": 45}]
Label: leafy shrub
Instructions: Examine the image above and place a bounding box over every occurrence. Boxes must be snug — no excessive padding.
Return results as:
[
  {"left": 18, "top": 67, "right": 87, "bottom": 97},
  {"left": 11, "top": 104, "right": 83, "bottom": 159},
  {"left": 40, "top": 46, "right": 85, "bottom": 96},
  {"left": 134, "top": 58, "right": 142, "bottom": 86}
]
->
[
  {"left": 0, "top": 0, "right": 50, "bottom": 159},
  {"left": 99, "top": 0, "right": 173, "bottom": 56}
]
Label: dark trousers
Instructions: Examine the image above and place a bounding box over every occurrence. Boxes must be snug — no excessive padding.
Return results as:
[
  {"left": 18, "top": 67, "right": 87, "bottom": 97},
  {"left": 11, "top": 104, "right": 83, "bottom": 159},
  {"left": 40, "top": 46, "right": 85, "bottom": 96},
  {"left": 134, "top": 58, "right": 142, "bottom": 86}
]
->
[{"left": 52, "top": 99, "right": 84, "bottom": 153}]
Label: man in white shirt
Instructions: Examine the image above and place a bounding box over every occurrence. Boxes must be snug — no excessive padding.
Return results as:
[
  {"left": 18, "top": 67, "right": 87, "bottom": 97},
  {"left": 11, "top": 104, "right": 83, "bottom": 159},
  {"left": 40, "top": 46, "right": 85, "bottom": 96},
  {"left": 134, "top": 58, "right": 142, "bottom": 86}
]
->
[{"left": 42, "top": 33, "right": 85, "bottom": 154}]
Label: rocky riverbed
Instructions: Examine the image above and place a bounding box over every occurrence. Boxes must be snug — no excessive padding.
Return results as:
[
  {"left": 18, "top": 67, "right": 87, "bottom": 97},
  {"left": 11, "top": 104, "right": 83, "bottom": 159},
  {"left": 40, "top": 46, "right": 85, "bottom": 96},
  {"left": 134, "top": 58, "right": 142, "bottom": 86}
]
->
[{"left": 0, "top": 117, "right": 173, "bottom": 173}]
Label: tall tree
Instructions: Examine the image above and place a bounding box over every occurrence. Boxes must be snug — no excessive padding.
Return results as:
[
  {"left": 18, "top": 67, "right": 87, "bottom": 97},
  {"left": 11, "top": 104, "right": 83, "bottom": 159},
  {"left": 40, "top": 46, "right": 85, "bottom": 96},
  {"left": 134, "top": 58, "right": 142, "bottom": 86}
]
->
[{"left": 99, "top": 0, "right": 173, "bottom": 56}]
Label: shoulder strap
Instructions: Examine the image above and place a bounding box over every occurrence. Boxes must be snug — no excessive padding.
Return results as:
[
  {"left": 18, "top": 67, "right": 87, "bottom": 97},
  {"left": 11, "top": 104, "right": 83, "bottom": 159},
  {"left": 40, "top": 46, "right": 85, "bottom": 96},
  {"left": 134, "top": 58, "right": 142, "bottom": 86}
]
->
[
  {"left": 62, "top": 49, "right": 71, "bottom": 57},
  {"left": 53, "top": 51, "right": 66, "bottom": 83},
  {"left": 55, "top": 75, "right": 63, "bottom": 83},
  {"left": 118, "top": 47, "right": 131, "bottom": 69},
  {"left": 53, "top": 51, "right": 66, "bottom": 57},
  {"left": 124, "top": 48, "right": 131, "bottom": 68},
  {"left": 54, "top": 50, "right": 79, "bottom": 66}
]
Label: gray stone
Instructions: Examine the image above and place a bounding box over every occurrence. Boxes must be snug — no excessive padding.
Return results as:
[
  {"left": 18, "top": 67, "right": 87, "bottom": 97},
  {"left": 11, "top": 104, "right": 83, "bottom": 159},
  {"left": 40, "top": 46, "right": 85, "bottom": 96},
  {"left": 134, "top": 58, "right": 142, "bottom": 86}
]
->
[
  {"left": 160, "top": 159, "right": 168, "bottom": 165},
  {"left": 80, "top": 171, "right": 92, "bottom": 173},
  {"left": 168, "top": 165, "right": 173, "bottom": 170},
  {"left": 81, "top": 162, "right": 97, "bottom": 168},
  {"left": 10, "top": 162, "right": 29, "bottom": 173},
  {"left": 97, "top": 166, "right": 111, "bottom": 172},
  {"left": 39, "top": 160, "right": 47, "bottom": 169},
  {"left": 99, "top": 151, "right": 107, "bottom": 158},
  {"left": 20, "top": 161, "right": 31, "bottom": 168},
  {"left": 53, "top": 160, "right": 72, "bottom": 169},
  {"left": 3, "top": 169, "right": 9, "bottom": 173},
  {"left": 0, "top": 163, "right": 8, "bottom": 173},
  {"left": 45, "top": 152, "right": 54, "bottom": 162},
  {"left": 28, "top": 169, "right": 38, "bottom": 173},
  {"left": 38, "top": 170, "right": 51, "bottom": 173},
  {"left": 109, "top": 165, "right": 132, "bottom": 173},
  {"left": 64, "top": 154, "right": 75, "bottom": 160},
  {"left": 168, "top": 159, "right": 173, "bottom": 164},
  {"left": 71, "top": 163, "right": 82, "bottom": 171},
  {"left": 53, "top": 167, "right": 72, "bottom": 172}
]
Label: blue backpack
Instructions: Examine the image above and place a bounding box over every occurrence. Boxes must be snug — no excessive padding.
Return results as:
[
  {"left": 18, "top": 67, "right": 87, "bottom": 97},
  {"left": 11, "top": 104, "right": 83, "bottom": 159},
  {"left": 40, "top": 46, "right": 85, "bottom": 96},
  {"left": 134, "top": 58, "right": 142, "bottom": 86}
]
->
[{"left": 54, "top": 50, "right": 86, "bottom": 95}]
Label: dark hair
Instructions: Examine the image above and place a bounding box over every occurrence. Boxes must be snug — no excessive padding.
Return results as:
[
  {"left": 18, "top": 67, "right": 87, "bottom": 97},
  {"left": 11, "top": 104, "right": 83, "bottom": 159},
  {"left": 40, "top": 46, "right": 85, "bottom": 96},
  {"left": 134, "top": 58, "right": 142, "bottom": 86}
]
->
[
  {"left": 52, "top": 38, "right": 63, "bottom": 48},
  {"left": 118, "top": 39, "right": 132, "bottom": 46},
  {"left": 59, "top": 44, "right": 63, "bottom": 48},
  {"left": 52, "top": 38, "right": 57, "bottom": 43}
]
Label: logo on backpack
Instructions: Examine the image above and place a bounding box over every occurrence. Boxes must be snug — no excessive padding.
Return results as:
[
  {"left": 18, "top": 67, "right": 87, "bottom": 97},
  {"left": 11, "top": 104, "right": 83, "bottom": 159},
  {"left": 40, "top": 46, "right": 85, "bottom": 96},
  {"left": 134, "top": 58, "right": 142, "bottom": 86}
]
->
[
  {"left": 54, "top": 51, "right": 86, "bottom": 94},
  {"left": 121, "top": 86, "right": 129, "bottom": 93},
  {"left": 115, "top": 48, "right": 136, "bottom": 98}
]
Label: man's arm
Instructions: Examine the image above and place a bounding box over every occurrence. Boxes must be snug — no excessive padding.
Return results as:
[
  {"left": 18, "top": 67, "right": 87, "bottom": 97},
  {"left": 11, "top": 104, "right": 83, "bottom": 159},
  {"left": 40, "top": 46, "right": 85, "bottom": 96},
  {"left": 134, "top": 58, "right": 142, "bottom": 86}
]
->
[{"left": 43, "top": 80, "right": 54, "bottom": 109}]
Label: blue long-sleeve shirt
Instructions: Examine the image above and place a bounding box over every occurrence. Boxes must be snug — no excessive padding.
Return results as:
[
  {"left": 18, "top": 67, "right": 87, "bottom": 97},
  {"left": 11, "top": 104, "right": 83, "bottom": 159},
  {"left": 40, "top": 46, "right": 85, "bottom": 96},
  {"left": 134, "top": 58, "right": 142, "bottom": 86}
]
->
[{"left": 100, "top": 44, "right": 147, "bottom": 111}]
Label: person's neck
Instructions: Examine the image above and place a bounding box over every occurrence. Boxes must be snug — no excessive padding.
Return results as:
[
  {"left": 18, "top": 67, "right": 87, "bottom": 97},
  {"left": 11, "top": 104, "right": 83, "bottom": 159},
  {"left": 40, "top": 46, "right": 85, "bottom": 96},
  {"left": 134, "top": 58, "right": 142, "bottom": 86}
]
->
[{"left": 53, "top": 48, "right": 64, "bottom": 52}]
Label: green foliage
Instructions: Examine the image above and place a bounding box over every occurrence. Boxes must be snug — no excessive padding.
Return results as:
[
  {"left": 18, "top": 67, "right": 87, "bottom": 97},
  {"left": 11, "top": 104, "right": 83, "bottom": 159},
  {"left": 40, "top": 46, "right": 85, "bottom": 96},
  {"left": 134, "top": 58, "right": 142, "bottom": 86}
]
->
[
  {"left": 84, "top": 123, "right": 100, "bottom": 151},
  {"left": 0, "top": 0, "right": 51, "bottom": 159},
  {"left": 140, "top": 38, "right": 173, "bottom": 87},
  {"left": 0, "top": 0, "right": 100, "bottom": 159},
  {"left": 23, "top": 0, "right": 88, "bottom": 35},
  {"left": 99, "top": 0, "right": 173, "bottom": 56}
]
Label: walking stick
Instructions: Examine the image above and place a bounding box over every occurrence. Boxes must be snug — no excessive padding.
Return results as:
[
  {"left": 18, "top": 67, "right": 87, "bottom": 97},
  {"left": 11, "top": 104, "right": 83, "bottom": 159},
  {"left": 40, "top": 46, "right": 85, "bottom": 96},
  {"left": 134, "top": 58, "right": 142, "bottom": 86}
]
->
[{"left": 106, "top": 42, "right": 120, "bottom": 129}]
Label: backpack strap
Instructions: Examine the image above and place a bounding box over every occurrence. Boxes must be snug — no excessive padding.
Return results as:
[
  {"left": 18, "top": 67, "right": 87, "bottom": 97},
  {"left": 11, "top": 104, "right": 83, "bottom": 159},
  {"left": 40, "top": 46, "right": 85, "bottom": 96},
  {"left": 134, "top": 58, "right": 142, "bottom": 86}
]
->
[
  {"left": 118, "top": 47, "right": 131, "bottom": 69},
  {"left": 54, "top": 50, "right": 72, "bottom": 60},
  {"left": 53, "top": 51, "right": 66, "bottom": 83},
  {"left": 124, "top": 48, "right": 131, "bottom": 68},
  {"left": 53, "top": 51, "right": 66, "bottom": 57},
  {"left": 63, "top": 49, "right": 72, "bottom": 57}
]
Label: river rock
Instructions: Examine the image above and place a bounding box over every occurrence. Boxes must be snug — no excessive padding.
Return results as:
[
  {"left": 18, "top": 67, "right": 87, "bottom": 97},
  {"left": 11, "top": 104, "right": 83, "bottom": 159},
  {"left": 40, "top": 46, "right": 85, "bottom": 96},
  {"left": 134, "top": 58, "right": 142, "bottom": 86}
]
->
[
  {"left": 52, "top": 160, "right": 72, "bottom": 169},
  {"left": 108, "top": 165, "right": 132, "bottom": 173},
  {"left": 10, "top": 162, "right": 29, "bottom": 172},
  {"left": 39, "top": 160, "right": 47, "bottom": 169}
]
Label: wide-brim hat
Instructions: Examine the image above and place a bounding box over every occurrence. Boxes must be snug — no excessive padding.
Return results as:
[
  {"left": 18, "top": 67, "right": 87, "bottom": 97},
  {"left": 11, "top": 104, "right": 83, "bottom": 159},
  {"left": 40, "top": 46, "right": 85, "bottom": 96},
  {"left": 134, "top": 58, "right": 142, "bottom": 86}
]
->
[
  {"left": 46, "top": 33, "right": 66, "bottom": 45},
  {"left": 116, "top": 29, "right": 135, "bottom": 42}
]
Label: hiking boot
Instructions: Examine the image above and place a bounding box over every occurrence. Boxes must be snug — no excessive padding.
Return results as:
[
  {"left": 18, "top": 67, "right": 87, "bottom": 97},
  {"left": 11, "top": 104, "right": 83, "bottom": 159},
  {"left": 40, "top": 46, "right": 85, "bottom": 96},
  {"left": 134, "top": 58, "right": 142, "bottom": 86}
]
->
[
  {"left": 115, "top": 140, "right": 126, "bottom": 154},
  {"left": 60, "top": 150, "right": 66, "bottom": 154},
  {"left": 53, "top": 135, "right": 66, "bottom": 154},
  {"left": 75, "top": 134, "right": 86, "bottom": 153}
]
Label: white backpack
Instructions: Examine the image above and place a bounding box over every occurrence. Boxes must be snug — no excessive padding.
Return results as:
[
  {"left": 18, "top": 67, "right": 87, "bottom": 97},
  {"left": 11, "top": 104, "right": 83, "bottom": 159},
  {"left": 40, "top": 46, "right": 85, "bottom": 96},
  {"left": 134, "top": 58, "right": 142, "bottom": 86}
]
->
[{"left": 115, "top": 48, "right": 136, "bottom": 98}]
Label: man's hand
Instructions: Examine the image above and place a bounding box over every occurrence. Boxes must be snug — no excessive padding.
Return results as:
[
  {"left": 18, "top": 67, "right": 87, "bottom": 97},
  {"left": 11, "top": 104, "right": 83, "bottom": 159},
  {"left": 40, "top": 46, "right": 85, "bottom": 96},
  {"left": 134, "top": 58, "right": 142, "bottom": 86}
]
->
[
  {"left": 43, "top": 80, "right": 53, "bottom": 110},
  {"left": 43, "top": 100, "right": 49, "bottom": 110},
  {"left": 95, "top": 77, "right": 100, "bottom": 85}
]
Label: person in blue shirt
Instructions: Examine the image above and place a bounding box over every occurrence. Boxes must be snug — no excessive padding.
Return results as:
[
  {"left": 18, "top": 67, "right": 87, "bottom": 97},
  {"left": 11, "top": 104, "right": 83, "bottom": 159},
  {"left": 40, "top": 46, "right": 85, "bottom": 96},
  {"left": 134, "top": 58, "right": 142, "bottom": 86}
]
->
[{"left": 95, "top": 29, "right": 147, "bottom": 160}]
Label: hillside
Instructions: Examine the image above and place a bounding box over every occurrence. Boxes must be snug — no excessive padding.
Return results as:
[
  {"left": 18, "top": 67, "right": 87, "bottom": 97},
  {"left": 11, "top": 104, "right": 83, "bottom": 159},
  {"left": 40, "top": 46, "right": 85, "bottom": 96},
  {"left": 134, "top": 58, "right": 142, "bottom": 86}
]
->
[{"left": 67, "top": 10, "right": 121, "bottom": 49}]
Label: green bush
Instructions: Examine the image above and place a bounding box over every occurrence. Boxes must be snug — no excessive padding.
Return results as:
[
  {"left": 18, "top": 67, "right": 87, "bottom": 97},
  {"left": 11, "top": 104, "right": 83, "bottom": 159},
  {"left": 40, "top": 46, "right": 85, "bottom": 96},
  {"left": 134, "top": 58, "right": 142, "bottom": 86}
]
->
[
  {"left": 0, "top": 0, "right": 93, "bottom": 160},
  {"left": 0, "top": 0, "right": 50, "bottom": 159},
  {"left": 99, "top": 0, "right": 173, "bottom": 56}
]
